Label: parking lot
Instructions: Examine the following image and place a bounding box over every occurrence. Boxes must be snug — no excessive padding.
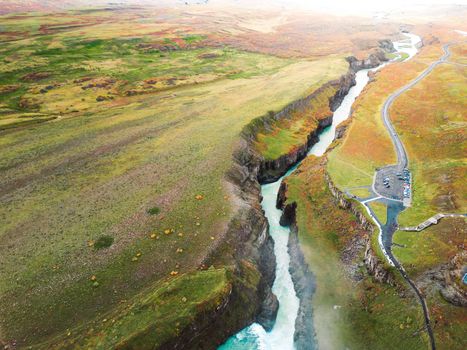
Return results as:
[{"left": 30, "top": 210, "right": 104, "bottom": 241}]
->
[{"left": 374, "top": 165, "right": 412, "bottom": 206}]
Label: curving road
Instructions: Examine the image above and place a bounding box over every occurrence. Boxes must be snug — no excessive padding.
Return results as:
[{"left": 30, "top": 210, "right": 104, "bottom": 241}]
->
[
  {"left": 369, "top": 41, "right": 461, "bottom": 350},
  {"left": 381, "top": 43, "right": 452, "bottom": 169},
  {"left": 343, "top": 38, "right": 464, "bottom": 350}
]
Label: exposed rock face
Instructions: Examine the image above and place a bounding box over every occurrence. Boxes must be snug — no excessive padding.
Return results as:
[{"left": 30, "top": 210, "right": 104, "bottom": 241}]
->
[
  {"left": 257, "top": 69, "right": 357, "bottom": 184},
  {"left": 288, "top": 225, "right": 316, "bottom": 350},
  {"left": 379, "top": 39, "right": 396, "bottom": 53},
  {"left": 173, "top": 139, "right": 279, "bottom": 348},
  {"left": 276, "top": 185, "right": 316, "bottom": 350},
  {"left": 279, "top": 202, "right": 297, "bottom": 226},
  {"left": 276, "top": 182, "right": 288, "bottom": 209},
  {"left": 346, "top": 50, "right": 389, "bottom": 71},
  {"left": 363, "top": 244, "right": 395, "bottom": 285},
  {"left": 258, "top": 115, "right": 332, "bottom": 183},
  {"left": 257, "top": 287, "right": 280, "bottom": 331},
  {"left": 171, "top": 40, "right": 399, "bottom": 349},
  {"left": 417, "top": 251, "right": 467, "bottom": 307},
  {"left": 329, "top": 70, "right": 357, "bottom": 111},
  {"left": 325, "top": 173, "right": 394, "bottom": 285},
  {"left": 334, "top": 119, "right": 351, "bottom": 140},
  {"left": 223, "top": 138, "right": 280, "bottom": 328}
]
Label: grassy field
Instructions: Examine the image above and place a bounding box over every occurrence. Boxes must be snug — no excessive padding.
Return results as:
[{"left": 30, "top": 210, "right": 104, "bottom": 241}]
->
[
  {"left": 348, "top": 187, "right": 372, "bottom": 198},
  {"left": 393, "top": 63, "right": 466, "bottom": 226},
  {"left": 0, "top": 5, "right": 402, "bottom": 348},
  {"left": 326, "top": 26, "right": 466, "bottom": 349},
  {"left": 393, "top": 218, "right": 466, "bottom": 278},
  {"left": 388, "top": 42, "right": 467, "bottom": 349},
  {"left": 3, "top": 4, "right": 462, "bottom": 349},
  {"left": 369, "top": 201, "right": 388, "bottom": 225},
  {"left": 326, "top": 44, "right": 443, "bottom": 190},
  {"left": 283, "top": 157, "right": 427, "bottom": 350},
  {"left": 46, "top": 268, "right": 231, "bottom": 349},
  {"left": 254, "top": 83, "right": 345, "bottom": 160}
]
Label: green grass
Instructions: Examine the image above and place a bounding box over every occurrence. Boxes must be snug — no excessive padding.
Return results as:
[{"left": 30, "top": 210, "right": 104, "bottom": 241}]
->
[
  {"left": 182, "top": 34, "right": 206, "bottom": 44},
  {"left": 399, "top": 52, "right": 409, "bottom": 61},
  {"left": 254, "top": 82, "right": 345, "bottom": 160},
  {"left": 94, "top": 235, "right": 114, "bottom": 250},
  {"left": 0, "top": 10, "right": 352, "bottom": 346},
  {"left": 348, "top": 187, "right": 371, "bottom": 198},
  {"left": 283, "top": 157, "right": 426, "bottom": 349},
  {"left": 327, "top": 153, "right": 375, "bottom": 188},
  {"left": 43, "top": 268, "right": 230, "bottom": 349},
  {"left": 393, "top": 64, "right": 466, "bottom": 227},
  {"left": 369, "top": 201, "right": 387, "bottom": 225},
  {"left": 147, "top": 207, "right": 161, "bottom": 215},
  {"left": 393, "top": 217, "right": 466, "bottom": 278}
]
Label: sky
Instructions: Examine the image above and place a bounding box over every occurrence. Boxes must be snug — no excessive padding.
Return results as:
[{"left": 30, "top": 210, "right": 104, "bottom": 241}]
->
[{"left": 213, "top": 0, "right": 467, "bottom": 15}]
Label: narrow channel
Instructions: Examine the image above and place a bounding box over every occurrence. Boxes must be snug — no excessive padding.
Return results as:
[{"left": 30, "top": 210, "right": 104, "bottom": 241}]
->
[{"left": 219, "top": 34, "right": 420, "bottom": 350}]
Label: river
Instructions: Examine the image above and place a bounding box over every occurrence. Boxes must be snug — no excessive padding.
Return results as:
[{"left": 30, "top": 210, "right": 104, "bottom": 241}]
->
[{"left": 219, "top": 33, "right": 420, "bottom": 350}]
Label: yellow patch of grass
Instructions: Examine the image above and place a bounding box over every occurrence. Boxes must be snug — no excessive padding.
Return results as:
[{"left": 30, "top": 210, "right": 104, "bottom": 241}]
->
[
  {"left": 369, "top": 200, "right": 387, "bottom": 225},
  {"left": 393, "top": 64, "right": 467, "bottom": 225}
]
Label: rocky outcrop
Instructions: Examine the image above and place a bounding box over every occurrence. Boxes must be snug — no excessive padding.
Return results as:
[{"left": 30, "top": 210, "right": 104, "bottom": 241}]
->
[
  {"left": 177, "top": 136, "right": 279, "bottom": 349},
  {"left": 346, "top": 50, "right": 389, "bottom": 71},
  {"left": 276, "top": 185, "right": 316, "bottom": 350},
  {"left": 221, "top": 138, "right": 280, "bottom": 329},
  {"left": 334, "top": 118, "right": 351, "bottom": 140},
  {"left": 325, "top": 173, "right": 373, "bottom": 231},
  {"left": 288, "top": 225, "right": 317, "bottom": 350},
  {"left": 325, "top": 173, "right": 395, "bottom": 285},
  {"left": 258, "top": 115, "right": 332, "bottom": 183},
  {"left": 279, "top": 202, "right": 297, "bottom": 226},
  {"left": 363, "top": 244, "right": 395, "bottom": 285},
  {"left": 256, "top": 69, "right": 357, "bottom": 184},
  {"left": 257, "top": 287, "right": 280, "bottom": 330},
  {"left": 328, "top": 70, "right": 357, "bottom": 111},
  {"left": 276, "top": 182, "right": 288, "bottom": 209},
  {"left": 379, "top": 39, "right": 396, "bottom": 53},
  {"left": 417, "top": 251, "right": 467, "bottom": 307}
]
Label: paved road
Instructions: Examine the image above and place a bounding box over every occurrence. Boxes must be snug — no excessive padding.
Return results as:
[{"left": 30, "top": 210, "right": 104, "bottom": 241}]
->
[
  {"left": 381, "top": 43, "right": 452, "bottom": 169},
  {"left": 373, "top": 44, "right": 458, "bottom": 206},
  {"left": 372, "top": 43, "right": 456, "bottom": 207},
  {"left": 367, "top": 41, "right": 460, "bottom": 350},
  {"left": 350, "top": 40, "right": 464, "bottom": 350}
]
